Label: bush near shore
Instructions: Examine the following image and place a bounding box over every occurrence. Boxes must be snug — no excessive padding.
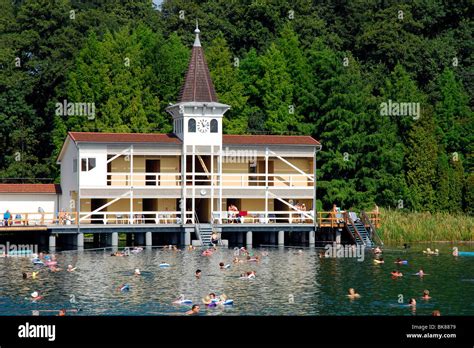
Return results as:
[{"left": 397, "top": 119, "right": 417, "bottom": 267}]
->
[{"left": 377, "top": 209, "right": 474, "bottom": 244}]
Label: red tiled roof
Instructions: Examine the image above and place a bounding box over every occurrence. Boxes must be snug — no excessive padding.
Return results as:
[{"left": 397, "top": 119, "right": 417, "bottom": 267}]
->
[
  {"left": 0, "top": 184, "right": 61, "bottom": 194},
  {"left": 69, "top": 132, "right": 181, "bottom": 144},
  {"left": 67, "top": 132, "right": 320, "bottom": 146},
  {"left": 223, "top": 135, "right": 321, "bottom": 146},
  {"left": 178, "top": 39, "right": 218, "bottom": 103}
]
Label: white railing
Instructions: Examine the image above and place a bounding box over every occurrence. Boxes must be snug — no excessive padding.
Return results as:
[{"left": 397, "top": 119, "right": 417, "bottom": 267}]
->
[
  {"left": 78, "top": 211, "right": 195, "bottom": 225},
  {"left": 211, "top": 210, "right": 314, "bottom": 224},
  {"left": 100, "top": 172, "right": 313, "bottom": 188}
]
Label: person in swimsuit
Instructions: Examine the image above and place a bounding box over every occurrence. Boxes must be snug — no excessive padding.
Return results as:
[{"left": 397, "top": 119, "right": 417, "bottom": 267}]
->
[{"left": 195, "top": 269, "right": 202, "bottom": 279}]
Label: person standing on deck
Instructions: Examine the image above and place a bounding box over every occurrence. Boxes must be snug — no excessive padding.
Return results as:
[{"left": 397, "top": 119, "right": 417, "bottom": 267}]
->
[{"left": 3, "top": 210, "right": 11, "bottom": 226}]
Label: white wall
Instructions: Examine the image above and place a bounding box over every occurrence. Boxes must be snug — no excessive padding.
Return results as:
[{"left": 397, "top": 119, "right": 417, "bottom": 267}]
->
[
  {"left": 0, "top": 194, "right": 58, "bottom": 214},
  {"left": 59, "top": 139, "right": 78, "bottom": 211},
  {"left": 79, "top": 144, "right": 108, "bottom": 187}
]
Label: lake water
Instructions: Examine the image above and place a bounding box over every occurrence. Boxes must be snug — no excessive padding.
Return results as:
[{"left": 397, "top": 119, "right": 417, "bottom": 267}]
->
[{"left": 0, "top": 243, "right": 473, "bottom": 316}]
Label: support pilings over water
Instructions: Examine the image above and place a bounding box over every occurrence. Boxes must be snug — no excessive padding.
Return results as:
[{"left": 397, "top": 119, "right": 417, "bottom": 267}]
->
[
  {"left": 76, "top": 232, "right": 84, "bottom": 250},
  {"left": 278, "top": 230, "right": 285, "bottom": 246},
  {"left": 246, "top": 231, "right": 253, "bottom": 248},
  {"left": 146, "top": 232, "right": 152, "bottom": 247},
  {"left": 49, "top": 235, "right": 56, "bottom": 251},
  {"left": 184, "top": 231, "right": 191, "bottom": 246},
  {"left": 309, "top": 230, "right": 315, "bottom": 247},
  {"left": 111, "top": 232, "right": 119, "bottom": 247}
]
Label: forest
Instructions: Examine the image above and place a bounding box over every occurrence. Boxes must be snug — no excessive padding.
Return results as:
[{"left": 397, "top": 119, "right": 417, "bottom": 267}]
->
[{"left": 0, "top": 0, "right": 472, "bottom": 213}]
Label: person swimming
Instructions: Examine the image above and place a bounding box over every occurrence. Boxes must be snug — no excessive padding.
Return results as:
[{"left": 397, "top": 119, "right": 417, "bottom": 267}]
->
[
  {"left": 452, "top": 247, "right": 459, "bottom": 256},
  {"left": 23, "top": 271, "right": 39, "bottom": 279},
  {"left": 31, "top": 291, "right": 43, "bottom": 302},
  {"left": 241, "top": 271, "right": 256, "bottom": 279},
  {"left": 422, "top": 290, "right": 431, "bottom": 300},
  {"left": 219, "top": 262, "right": 225, "bottom": 269},
  {"left": 374, "top": 247, "right": 382, "bottom": 254},
  {"left": 373, "top": 257, "right": 384, "bottom": 264},
  {"left": 395, "top": 258, "right": 408, "bottom": 264},
  {"left": 186, "top": 304, "right": 200, "bottom": 315},
  {"left": 134, "top": 268, "right": 141, "bottom": 276},
  {"left": 416, "top": 268, "right": 425, "bottom": 277},
  {"left": 58, "top": 309, "right": 66, "bottom": 316},
  {"left": 391, "top": 270, "right": 403, "bottom": 277},
  {"left": 423, "top": 248, "right": 439, "bottom": 255},
  {"left": 432, "top": 310, "right": 441, "bottom": 316},
  {"left": 408, "top": 298, "right": 416, "bottom": 306},
  {"left": 347, "top": 288, "right": 361, "bottom": 299},
  {"left": 67, "top": 265, "right": 76, "bottom": 272},
  {"left": 195, "top": 269, "right": 202, "bottom": 279}
]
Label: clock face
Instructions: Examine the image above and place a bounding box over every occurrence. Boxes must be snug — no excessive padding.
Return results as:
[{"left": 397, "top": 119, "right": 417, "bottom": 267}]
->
[{"left": 197, "top": 119, "right": 210, "bottom": 133}]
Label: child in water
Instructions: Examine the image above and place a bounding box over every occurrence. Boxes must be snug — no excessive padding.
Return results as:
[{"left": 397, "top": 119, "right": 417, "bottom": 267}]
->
[
  {"left": 422, "top": 290, "right": 431, "bottom": 300},
  {"left": 373, "top": 257, "right": 384, "bottom": 264}
]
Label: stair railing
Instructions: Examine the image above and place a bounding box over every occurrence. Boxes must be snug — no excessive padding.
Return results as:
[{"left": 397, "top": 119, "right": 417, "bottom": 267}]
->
[
  {"left": 361, "top": 211, "right": 383, "bottom": 246},
  {"left": 344, "top": 212, "right": 366, "bottom": 246}
]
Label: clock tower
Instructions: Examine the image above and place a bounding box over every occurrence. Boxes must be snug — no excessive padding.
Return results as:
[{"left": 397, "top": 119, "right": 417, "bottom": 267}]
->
[{"left": 166, "top": 23, "right": 230, "bottom": 147}]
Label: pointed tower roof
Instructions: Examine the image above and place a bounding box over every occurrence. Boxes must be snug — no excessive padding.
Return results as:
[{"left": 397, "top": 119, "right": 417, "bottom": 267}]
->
[{"left": 178, "top": 21, "right": 218, "bottom": 103}]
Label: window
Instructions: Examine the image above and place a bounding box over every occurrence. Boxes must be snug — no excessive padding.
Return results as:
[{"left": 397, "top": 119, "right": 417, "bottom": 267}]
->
[
  {"left": 81, "top": 157, "right": 96, "bottom": 171},
  {"left": 188, "top": 118, "right": 196, "bottom": 133},
  {"left": 210, "top": 119, "right": 218, "bottom": 133},
  {"left": 88, "top": 158, "right": 96, "bottom": 170},
  {"left": 73, "top": 159, "right": 77, "bottom": 173}
]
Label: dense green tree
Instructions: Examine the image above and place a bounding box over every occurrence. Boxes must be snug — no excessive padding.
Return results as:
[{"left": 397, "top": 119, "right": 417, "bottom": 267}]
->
[{"left": 206, "top": 36, "right": 248, "bottom": 134}]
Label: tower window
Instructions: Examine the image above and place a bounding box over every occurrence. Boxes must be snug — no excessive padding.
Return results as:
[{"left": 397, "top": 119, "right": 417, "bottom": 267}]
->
[
  {"left": 210, "top": 119, "right": 218, "bottom": 133},
  {"left": 188, "top": 118, "right": 196, "bottom": 133}
]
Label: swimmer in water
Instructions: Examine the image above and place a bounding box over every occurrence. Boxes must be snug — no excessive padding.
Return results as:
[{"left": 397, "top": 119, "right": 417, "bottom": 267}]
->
[
  {"left": 49, "top": 265, "right": 61, "bottom": 272},
  {"left": 202, "top": 295, "right": 212, "bottom": 306},
  {"left": 374, "top": 247, "right": 382, "bottom": 254},
  {"left": 134, "top": 268, "right": 141, "bottom": 276},
  {"left": 246, "top": 271, "right": 256, "bottom": 279},
  {"left": 195, "top": 269, "right": 202, "bottom": 279},
  {"left": 432, "top": 310, "right": 441, "bottom": 316},
  {"left": 422, "top": 290, "right": 431, "bottom": 300},
  {"left": 186, "top": 304, "right": 200, "bottom": 315},
  {"left": 373, "top": 257, "right": 384, "bottom": 264},
  {"left": 408, "top": 298, "right": 416, "bottom": 307},
  {"left": 347, "top": 288, "right": 361, "bottom": 299},
  {"left": 209, "top": 293, "right": 216, "bottom": 300},
  {"left": 391, "top": 270, "right": 403, "bottom": 277},
  {"left": 416, "top": 268, "right": 425, "bottom": 277},
  {"left": 58, "top": 309, "right": 66, "bottom": 316},
  {"left": 67, "top": 265, "right": 76, "bottom": 272},
  {"left": 452, "top": 247, "right": 459, "bottom": 257},
  {"left": 23, "top": 272, "right": 38, "bottom": 279},
  {"left": 31, "top": 291, "right": 43, "bottom": 302},
  {"left": 395, "top": 258, "right": 405, "bottom": 264},
  {"left": 219, "top": 262, "right": 225, "bottom": 269}
]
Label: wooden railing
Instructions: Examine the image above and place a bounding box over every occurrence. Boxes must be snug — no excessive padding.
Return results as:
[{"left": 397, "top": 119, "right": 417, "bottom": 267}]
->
[
  {"left": 88, "top": 172, "right": 315, "bottom": 188},
  {"left": 1, "top": 212, "right": 78, "bottom": 226}
]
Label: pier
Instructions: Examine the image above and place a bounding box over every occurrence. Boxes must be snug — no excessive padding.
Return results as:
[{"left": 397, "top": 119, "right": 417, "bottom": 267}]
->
[{"left": 0, "top": 210, "right": 381, "bottom": 251}]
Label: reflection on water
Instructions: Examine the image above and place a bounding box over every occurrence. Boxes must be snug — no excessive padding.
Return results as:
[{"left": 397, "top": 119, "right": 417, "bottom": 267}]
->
[{"left": 0, "top": 244, "right": 473, "bottom": 316}]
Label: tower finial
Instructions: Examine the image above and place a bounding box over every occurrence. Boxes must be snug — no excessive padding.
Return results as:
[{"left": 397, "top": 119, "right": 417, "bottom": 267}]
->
[{"left": 194, "top": 19, "right": 201, "bottom": 47}]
